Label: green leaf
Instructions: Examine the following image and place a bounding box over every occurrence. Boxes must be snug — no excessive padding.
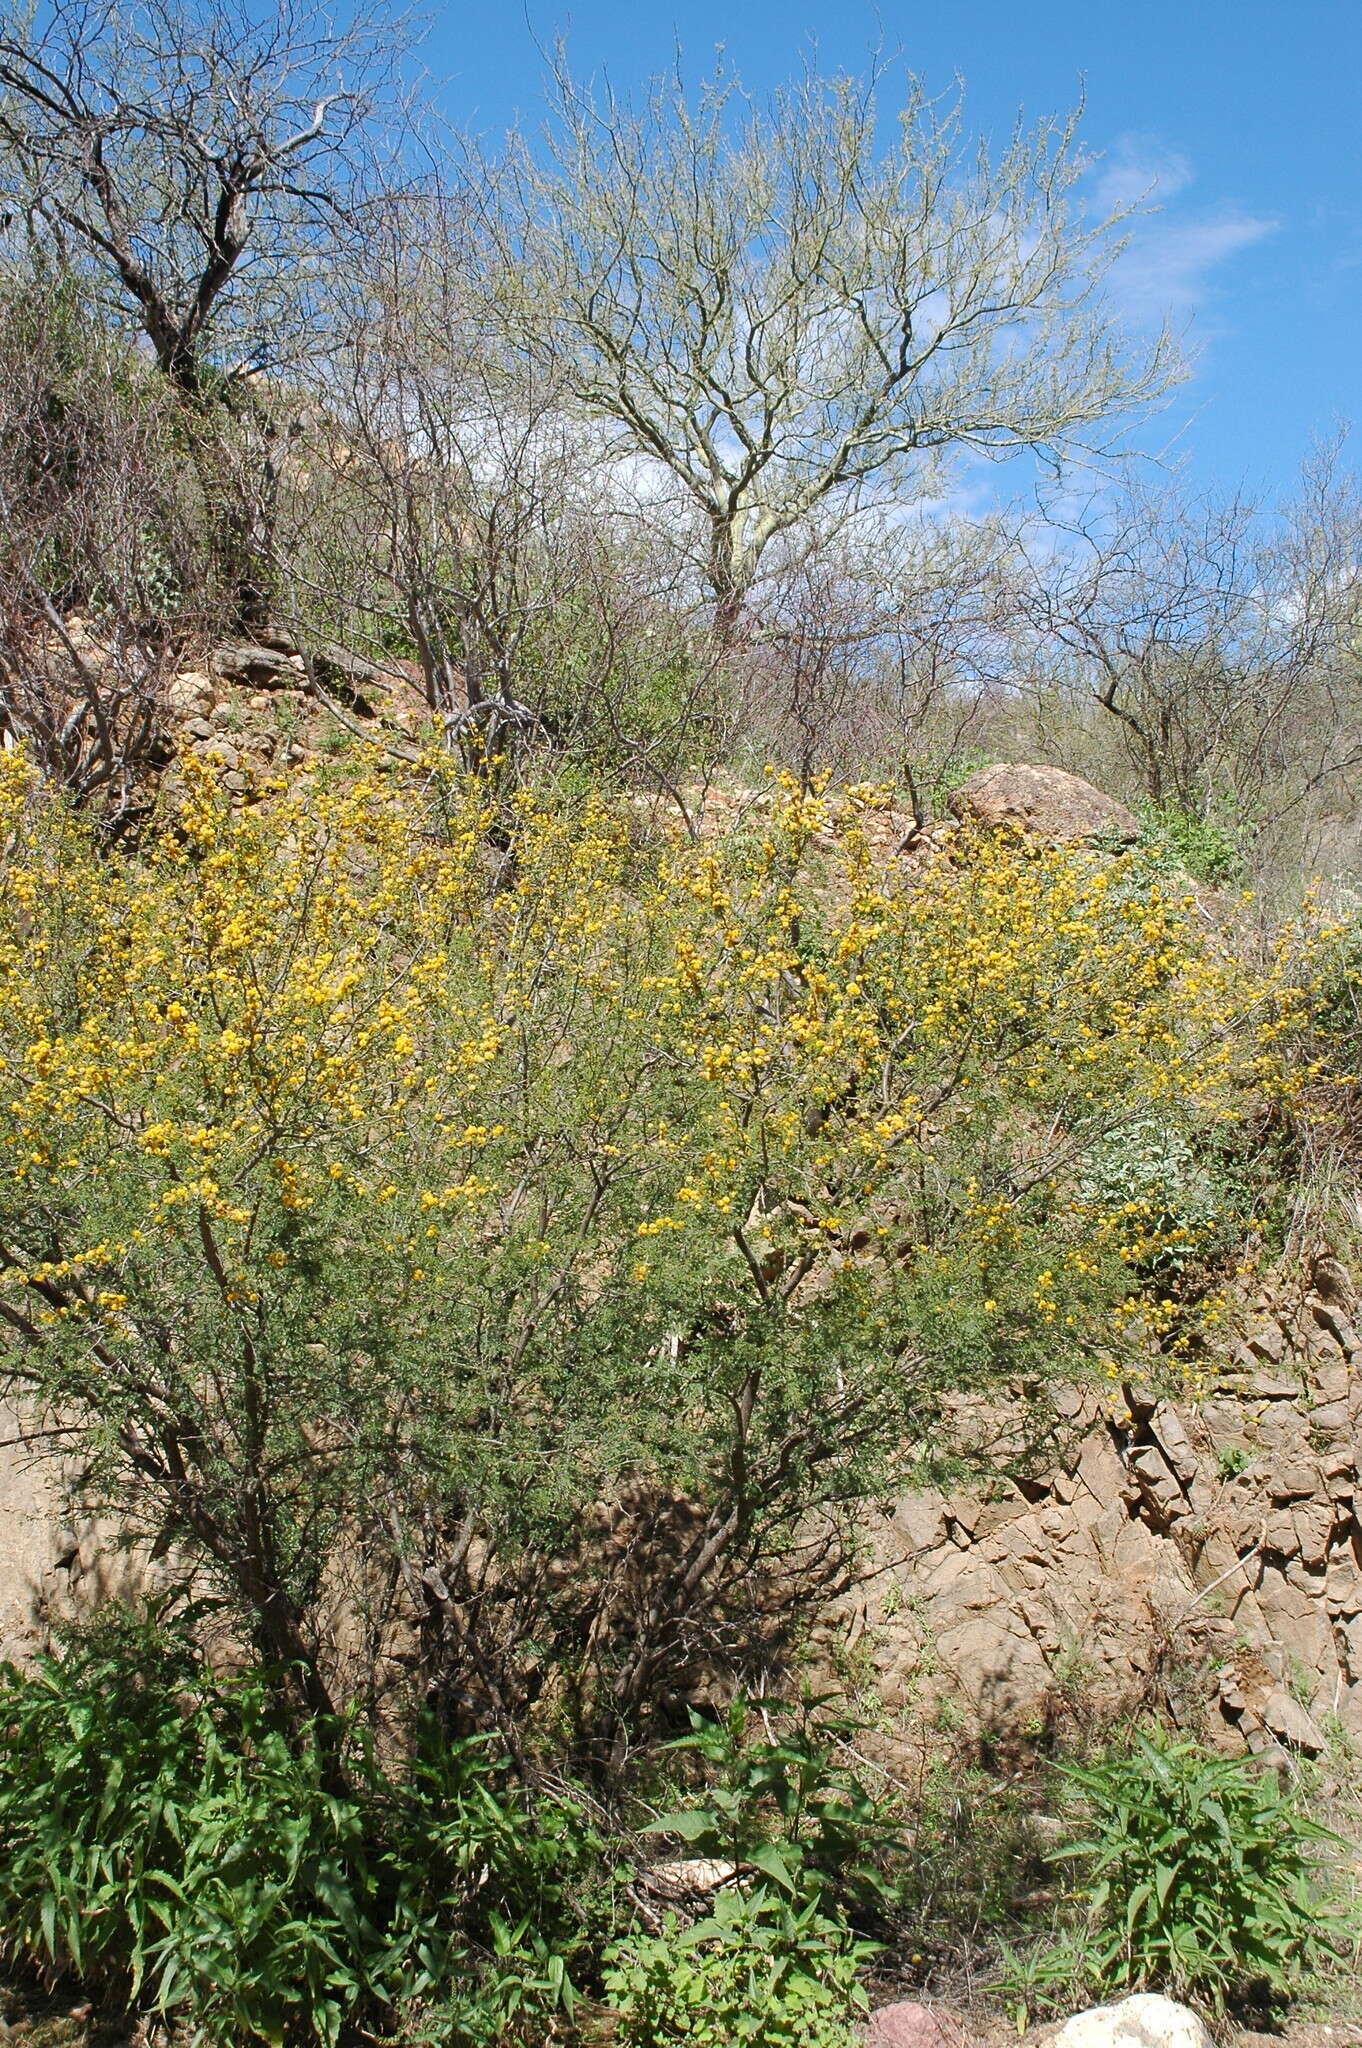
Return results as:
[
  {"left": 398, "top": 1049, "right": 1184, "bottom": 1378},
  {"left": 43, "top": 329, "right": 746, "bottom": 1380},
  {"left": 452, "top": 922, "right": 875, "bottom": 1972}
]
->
[
  {"left": 644, "top": 1807, "right": 722, "bottom": 1843},
  {"left": 745, "top": 1845, "right": 799, "bottom": 1894}
]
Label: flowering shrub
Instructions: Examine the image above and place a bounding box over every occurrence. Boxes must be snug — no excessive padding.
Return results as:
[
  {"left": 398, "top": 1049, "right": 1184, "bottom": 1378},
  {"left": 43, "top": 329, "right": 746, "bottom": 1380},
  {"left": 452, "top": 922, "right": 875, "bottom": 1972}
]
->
[{"left": 0, "top": 750, "right": 1326, "bottom": 1750}]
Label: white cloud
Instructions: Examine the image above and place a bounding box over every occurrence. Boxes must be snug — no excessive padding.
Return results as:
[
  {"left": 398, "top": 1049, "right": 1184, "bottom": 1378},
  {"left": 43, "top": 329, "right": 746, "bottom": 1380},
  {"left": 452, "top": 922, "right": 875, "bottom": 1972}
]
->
[
  {"left": 1092, "top": 136, "right": 1277, "bottom": 329},
  {"left": 1112, "top": 212, "right": 1278, "bottom": 325}
]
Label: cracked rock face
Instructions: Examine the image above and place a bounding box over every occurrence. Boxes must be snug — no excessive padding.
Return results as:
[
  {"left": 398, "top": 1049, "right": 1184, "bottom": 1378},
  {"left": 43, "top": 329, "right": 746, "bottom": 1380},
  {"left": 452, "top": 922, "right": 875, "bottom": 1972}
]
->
[{"left": 846, "top": 1281, "right": 1362, "bottom": 1757}]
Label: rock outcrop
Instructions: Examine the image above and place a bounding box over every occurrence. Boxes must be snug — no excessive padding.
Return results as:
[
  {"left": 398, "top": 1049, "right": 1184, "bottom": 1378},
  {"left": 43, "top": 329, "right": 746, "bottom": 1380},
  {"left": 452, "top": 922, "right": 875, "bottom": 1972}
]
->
[
  {"left": 0, "top": 1403, "right": 153, "bottom": 1658},
  {"left": 4, "top": 1280, "right": 1359, "bottom": 1760},
  {"left": 158, "top": 633, "right": 429, "bottom": 803}
]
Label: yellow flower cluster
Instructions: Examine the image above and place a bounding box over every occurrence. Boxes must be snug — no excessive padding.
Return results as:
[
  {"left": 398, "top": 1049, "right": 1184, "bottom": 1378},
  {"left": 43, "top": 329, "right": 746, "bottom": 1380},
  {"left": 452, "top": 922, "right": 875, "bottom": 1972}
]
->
[{"left": 0, "top": 748, "right": 1333, "bottom": 1381}]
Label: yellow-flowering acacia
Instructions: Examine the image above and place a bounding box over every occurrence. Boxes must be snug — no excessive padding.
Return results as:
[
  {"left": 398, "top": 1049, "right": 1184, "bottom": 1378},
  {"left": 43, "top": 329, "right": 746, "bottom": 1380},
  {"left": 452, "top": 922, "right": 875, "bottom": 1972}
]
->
[{"left": 0, "top": 750, "right": 1322, "bottom": 1745}]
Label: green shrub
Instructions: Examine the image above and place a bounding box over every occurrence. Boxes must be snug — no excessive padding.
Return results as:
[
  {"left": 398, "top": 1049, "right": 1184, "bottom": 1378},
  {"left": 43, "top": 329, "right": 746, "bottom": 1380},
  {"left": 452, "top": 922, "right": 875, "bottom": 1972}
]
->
[
  {"left": 921, "top": 748, "right": 992, "bottom": 819},
  {"left": 602, "top": 1697, "right": 888, "bottom": 2047},
  {"left": 1312, "top": 914, "right": 1362, "bottom": 1054},
  {"left": 1019, "top": 1725, "right": 1351, "bottom": 2017},
  {"left": 1135, "top": 797, "right": 1244, "bottom": 887},
  {"left": 895, "top": 1755, "right": 1051, "bottom": 1961},
  {"left": 1076, "top": 1115, "right": 1244, "bottom": 1280},
  {"left": 647, "top": 1697, "right": 902, "bottom": 1922},
  {"left": 0, "top": 1608, "right": 604, "bottom": 2046},
  {"left": 603, "top": 1886, "right": 873, "bottom": 2048}
]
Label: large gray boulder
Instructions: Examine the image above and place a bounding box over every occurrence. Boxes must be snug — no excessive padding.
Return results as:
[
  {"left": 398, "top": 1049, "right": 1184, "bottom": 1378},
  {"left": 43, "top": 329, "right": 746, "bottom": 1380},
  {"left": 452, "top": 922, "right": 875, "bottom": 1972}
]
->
[
  {"left": 210, "top": 641, "right": 305, "bottom": 689},
  {"left": 949, "top": 764, "right": 1140, "bottom": 845}
]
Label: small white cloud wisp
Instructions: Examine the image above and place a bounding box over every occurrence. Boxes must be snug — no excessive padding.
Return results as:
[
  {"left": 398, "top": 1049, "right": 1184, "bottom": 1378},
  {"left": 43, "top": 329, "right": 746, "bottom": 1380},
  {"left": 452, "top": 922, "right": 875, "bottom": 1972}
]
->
[{"left": 1094, "top": 135, "right": 1277, "bottom": 330}]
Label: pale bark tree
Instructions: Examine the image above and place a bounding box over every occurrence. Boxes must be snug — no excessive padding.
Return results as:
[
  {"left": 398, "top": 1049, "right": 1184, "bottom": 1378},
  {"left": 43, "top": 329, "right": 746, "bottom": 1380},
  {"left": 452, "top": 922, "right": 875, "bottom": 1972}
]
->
[{"left": 473, "top": 54, "right": 1180, "bottom": 633}]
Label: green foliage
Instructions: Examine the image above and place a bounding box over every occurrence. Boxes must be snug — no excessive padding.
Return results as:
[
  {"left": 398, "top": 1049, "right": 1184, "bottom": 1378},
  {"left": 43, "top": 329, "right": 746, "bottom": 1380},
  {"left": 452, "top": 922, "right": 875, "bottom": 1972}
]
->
[
  {"left": 648, "top": 1697, "right": 901, "bottom": 1922},
  {"left": 516, "top": 586, "right": 723, "bottom": 781},
  {"left": 919, "top": 749, "right": 993, "bottom": 820},
  {"left": 603, "top": 1887, "right": 873, "bottom": 2048},
  {"left": 1135, "top": 797, "right": 1245, "bottom": 887},
  {"left": 603, "top": 1697, "right": 888, "bottom": 2047},
  {"left": 1312, "top": 913, "right": 1362, "bottom": 1059},
  {"left": 1017, "top": 1726, "right": 1351, "bottom": 2017},
  {"left": 1077, "top": 1115, "right": 1244, "bottom": 1279},
  {"left": 0, "top": 1608, "right": 605, "bottom": 2047},
  {"left": 894, "top": 1757, "right": 1051, "bottom": 1965}
]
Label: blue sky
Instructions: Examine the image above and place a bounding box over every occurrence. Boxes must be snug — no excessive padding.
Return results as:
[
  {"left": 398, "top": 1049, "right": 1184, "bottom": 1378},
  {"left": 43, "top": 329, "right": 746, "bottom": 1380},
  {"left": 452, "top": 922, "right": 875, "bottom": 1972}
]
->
[{"left": 424, "top": 0, "right": 1362, "bottom": 504}]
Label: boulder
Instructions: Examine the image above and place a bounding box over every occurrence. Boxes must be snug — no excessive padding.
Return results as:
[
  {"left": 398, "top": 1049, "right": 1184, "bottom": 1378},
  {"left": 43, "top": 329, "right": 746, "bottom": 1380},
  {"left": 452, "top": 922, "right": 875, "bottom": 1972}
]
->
[
  {"left": 866, "top": 2002, "right": 966, "bottom": 2048},
  {"left": 164, "top": 669, "right": 215, "bottom": 719},
  {"left": 636, "top": 1856, "right": 735, "bottom": 1902},
  {"left": 948, "top": 765, "right": 1140, "bottom": 845},
  {"left": 1053, "top": 1994, "right": 1211, "bottom": 2048}
]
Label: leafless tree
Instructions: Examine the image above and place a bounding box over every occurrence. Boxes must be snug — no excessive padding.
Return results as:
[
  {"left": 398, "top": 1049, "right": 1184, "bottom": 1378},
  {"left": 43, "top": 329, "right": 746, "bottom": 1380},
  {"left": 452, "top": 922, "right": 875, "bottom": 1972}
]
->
[
  {"left": 272, "top": 227, "right": 728, "bottom": 799},
  {"left": 1010, "top": 448, "right": 1362, "bottom": 835},
  {"left": 0, "top": 0, "right": 415, "bottom": 398},
  {"left": 0, "top": 282, "right": 210, "bottom": 829},
  {"left": 733, "top": 513, "right": 1008, "bottom": 797},
  {"left": 0, "top": 0, "right": 423, "bottom": 626}
]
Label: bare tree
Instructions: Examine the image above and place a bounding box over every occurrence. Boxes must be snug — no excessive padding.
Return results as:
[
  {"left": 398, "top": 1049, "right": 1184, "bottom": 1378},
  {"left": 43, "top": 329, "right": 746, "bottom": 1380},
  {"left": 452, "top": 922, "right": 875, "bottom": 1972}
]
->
[
  {"left": 274, "top": 227, "right": 728, "bottom": 799},
  {"left": 1010, "top": 449, "right": 1362, "bottom": 833},
  {"left": 0, "top": 0, "right": 413, "bottom": 398},
  {"left": 0, "top": 281, "right": 209, "bottom": 829},
  {"left": 0, "top": 0, "right": 423, "bottom": 626},
  {"left": 734, "top": 513, "right": 1006, "bottom": 795},
  {"left": 472, "top": 53, "right": 1180, "bottom": 635}
]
